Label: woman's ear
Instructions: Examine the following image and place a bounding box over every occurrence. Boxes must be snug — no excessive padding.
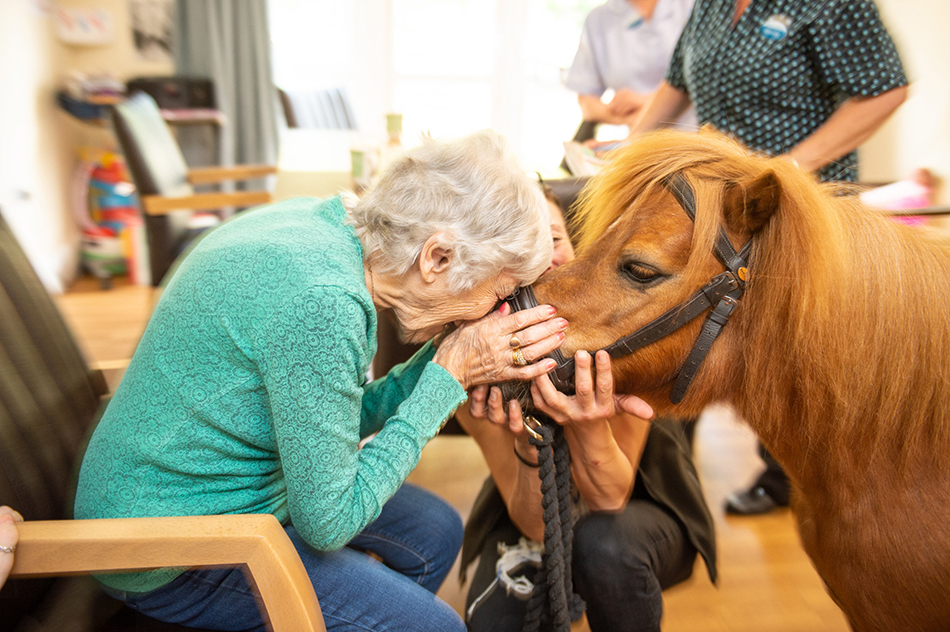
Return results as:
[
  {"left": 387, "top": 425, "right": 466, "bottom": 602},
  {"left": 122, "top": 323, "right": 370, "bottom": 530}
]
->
[
  {"left": 418, "top": 233, "right": 453, "bottom": 282},
  {"left": 723, "top": 169, "right": 782, "bottom": 235}
]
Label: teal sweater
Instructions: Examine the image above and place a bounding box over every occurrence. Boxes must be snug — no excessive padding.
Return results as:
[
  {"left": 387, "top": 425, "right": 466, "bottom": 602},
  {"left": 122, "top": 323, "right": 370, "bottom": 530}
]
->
[{"left": 74, "top": 197, "right": 467, "bottom": 592}]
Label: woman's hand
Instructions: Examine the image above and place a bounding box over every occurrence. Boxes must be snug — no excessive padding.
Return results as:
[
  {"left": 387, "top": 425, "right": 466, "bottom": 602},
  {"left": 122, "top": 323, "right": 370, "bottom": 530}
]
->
[
  {"left": 0, "top": 506, "right": 24, "bottom": 588},
  {"left": 432, "top": 302, "right": 567, "bottom": 391},
  {"left": 469, "top": 384, "right": 540, "bottom": 466},
  {"left": 468, "top": 384, "right": 525, "bottom": 434},
  {"left": 531, "top": 350, "right": 654, "bottom": 425},
  {"left": 529, "top": 351, "right": 651, "bottom": 513}
]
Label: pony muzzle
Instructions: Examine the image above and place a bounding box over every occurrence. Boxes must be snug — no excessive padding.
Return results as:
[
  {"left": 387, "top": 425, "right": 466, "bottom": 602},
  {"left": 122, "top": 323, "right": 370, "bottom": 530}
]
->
[{"left": 504, "top": 285, "right": 578, "bottom": 395}]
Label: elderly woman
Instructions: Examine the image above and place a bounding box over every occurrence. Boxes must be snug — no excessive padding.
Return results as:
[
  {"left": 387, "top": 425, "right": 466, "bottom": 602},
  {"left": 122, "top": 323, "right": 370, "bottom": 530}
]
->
[{"left": 74, "top": 131, "right": 566, "bottom": 632}]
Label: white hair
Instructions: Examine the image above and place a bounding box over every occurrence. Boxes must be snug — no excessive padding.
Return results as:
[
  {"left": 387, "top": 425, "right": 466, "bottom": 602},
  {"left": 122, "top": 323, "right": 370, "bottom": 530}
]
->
[{"left": 350, "top": 130, "right": 552, "bottom": 293}]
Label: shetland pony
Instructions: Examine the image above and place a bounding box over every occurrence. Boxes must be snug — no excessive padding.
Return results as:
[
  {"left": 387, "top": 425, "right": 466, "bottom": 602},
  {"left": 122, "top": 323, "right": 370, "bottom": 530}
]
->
[{"left": 530, "top": 129, "right": 950, "bottom": 632}]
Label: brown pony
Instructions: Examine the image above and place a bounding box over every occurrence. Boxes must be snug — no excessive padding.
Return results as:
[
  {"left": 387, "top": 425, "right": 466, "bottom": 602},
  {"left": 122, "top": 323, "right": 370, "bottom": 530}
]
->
[{"left": 531, "top": 129, "right": 950, "bottom": 632}]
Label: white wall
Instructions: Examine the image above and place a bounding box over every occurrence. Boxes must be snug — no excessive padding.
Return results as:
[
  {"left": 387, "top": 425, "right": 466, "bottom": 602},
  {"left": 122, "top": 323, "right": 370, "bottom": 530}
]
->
[
  {"left": 0, "top": 0, "right": 74, "bottom": 292},
  {"left": 0, "top": 0, "right": 171, "bottom": 293},
  {"left": 860, "top": 0, "right": 950, "bottom": 204}
]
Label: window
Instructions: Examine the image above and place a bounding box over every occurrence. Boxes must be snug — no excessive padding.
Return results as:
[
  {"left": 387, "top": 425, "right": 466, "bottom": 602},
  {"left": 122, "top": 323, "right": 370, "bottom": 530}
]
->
[
  {"left": 269, "top": 0, "right": 356, "bottom": 92},
  {"left": 391, "top": 0, "right": 496, "bottom": 138},
  {"left": 269, "top": 0, "right": 599, "bottom": 171}
]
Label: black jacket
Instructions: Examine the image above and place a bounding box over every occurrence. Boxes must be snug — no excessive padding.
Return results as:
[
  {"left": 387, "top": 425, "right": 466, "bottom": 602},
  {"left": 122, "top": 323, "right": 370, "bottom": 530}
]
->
[{"left": 460, "top": 418, "right": 717, "bottom": 583}]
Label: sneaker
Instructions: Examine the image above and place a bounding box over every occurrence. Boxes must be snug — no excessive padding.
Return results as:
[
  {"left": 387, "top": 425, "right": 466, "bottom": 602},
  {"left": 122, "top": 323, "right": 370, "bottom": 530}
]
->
[{"left": 724, "top": 485, "right": 787, "bottom": 515}]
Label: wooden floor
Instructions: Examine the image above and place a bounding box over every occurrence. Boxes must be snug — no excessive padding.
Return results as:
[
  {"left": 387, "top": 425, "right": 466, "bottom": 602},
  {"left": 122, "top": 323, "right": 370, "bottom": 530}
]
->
[{"left": 55, "top": 277, "right": 851, "bottom": 632}]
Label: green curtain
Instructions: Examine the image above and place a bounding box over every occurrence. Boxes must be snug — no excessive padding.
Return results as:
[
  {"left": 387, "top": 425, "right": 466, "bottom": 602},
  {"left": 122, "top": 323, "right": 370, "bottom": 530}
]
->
[{"left": 174, "top": 0, "right": 278, "bottom": 189}]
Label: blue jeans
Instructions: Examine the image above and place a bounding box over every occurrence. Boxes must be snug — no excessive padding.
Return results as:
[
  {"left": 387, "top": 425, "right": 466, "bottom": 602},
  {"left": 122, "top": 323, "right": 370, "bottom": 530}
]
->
[{"left": 106, "top": 483, "right": 465, "bottom": 632}]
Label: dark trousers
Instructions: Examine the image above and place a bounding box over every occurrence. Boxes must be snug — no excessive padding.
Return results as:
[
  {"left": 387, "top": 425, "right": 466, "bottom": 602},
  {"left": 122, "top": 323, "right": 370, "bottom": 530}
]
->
[{"left": 465, "top": 502, "right": 696, "bottom": 632}]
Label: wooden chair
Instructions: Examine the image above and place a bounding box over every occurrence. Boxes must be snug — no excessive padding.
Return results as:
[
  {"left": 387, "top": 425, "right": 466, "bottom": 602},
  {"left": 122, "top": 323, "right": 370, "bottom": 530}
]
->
[
  {"left": 11, "top": 515, "right": 325, "bottom": 632},
  {"left": 112, "top": 92, "right": 277, "bottom": 285},
  {"left": 0, "top": 212, "right": 322, "bottom": 632}
]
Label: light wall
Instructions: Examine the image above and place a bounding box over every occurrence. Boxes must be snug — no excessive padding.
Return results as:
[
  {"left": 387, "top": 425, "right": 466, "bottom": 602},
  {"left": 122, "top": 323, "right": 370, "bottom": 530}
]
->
[
  {"left": 1, "top": 0, "right": 73, "bottom": 292},
  {"left": 0, "top": 0, "right": 170, "bottom": 293}
]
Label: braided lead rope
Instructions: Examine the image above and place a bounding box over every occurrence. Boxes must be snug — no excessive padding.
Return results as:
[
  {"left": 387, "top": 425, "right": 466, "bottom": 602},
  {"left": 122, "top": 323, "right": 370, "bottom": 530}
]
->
[
  {"left": 522, "top": 556, "right": 547, "bottom": 632},
  {"left": 554, "top": 426, "right": 586, "bottom": 621},
  {"left": 524, "top": 422, "right": 566, "bottom": 632},
  {"left": 522, "top": 418, "right": 584, "bottom": 632}
]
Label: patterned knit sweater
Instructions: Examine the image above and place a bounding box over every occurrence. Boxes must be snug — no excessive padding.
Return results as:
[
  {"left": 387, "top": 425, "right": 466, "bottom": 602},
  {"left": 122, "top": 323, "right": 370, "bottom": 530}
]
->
[{"left": 74, "top": 197, "right": 467, "bottom": 592}]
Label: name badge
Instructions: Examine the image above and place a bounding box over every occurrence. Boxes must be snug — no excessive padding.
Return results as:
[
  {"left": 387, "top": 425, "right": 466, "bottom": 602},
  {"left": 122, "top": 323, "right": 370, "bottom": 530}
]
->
[{"left": 760, "top": 14, "right": 790, "bottom": 41}]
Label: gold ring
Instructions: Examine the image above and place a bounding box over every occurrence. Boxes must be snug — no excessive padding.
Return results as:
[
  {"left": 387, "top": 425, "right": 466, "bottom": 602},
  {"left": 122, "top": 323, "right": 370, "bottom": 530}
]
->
[
  {"left": 509, "top": 336, "right": 521, "bottom": 348},
  {"left": 512, "top": 347, "right": 528, "bottom": 366}
]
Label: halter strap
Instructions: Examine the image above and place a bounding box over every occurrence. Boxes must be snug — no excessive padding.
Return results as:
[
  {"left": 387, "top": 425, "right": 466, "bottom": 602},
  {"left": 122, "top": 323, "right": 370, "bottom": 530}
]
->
[
  {"left": 664, "top": 173, "right": 749, "bottom": 401},
  {"left": 665, "top": 173, "right": 751, "bottom": 280}
]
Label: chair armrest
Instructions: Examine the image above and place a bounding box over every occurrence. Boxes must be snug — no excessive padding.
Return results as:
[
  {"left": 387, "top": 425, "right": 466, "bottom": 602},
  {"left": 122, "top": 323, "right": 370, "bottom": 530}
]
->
[
  {"left": 10, "top": 514, "right": 325, "bottom": 632},
  {"left": 142, "top": 191, "right": 272, "bottom": 215},
  {"left": 187, "top": 165, "right": 279, "bottom": 185}
]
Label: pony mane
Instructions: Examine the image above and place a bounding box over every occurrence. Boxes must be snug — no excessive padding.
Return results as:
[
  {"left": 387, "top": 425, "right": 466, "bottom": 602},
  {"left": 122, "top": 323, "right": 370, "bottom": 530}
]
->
[{"left": 575, "top": 128, "right": 950, "bottom": 474}]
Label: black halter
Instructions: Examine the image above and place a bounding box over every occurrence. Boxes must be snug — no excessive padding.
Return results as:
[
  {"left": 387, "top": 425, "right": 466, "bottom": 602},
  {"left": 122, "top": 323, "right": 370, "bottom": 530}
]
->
[{"left": 507, "top": 173, "right": 751, "bottom": 404}]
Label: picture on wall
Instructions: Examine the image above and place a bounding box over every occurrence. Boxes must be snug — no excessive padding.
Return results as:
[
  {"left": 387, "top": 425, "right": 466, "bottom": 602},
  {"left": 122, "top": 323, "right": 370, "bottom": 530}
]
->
[{"left": 129, "top": 0, "right": 173, "bottom": 61}]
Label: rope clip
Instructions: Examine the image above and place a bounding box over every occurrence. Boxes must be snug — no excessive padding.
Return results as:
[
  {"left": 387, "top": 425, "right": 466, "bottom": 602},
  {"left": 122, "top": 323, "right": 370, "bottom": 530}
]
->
[{"left": 522, "top": 414, "right": 544, "bottom": 441}]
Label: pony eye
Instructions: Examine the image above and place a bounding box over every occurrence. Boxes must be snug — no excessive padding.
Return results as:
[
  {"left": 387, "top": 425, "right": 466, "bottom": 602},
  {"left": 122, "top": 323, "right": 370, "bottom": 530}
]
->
[{"left": 621, "top": 261, "right": 660, "bottom": 284}]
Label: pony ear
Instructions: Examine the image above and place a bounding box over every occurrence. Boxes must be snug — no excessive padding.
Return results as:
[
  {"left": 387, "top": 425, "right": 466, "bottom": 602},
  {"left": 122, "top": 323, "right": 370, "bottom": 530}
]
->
[{"left": 723, "top": 170, "right": 781, "bottom": 234}]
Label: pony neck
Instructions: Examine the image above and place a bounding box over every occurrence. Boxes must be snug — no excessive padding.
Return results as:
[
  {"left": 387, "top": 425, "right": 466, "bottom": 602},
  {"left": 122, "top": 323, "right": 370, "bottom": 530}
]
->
[{"left": 730, "top": 191, "right": 950, "bottom": 492}]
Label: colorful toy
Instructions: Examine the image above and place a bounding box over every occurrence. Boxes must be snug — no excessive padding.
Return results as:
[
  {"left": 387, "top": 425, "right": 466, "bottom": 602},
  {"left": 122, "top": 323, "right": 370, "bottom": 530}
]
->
[{"left": 72, "top": 148, "right": 150, "bottom": 286}]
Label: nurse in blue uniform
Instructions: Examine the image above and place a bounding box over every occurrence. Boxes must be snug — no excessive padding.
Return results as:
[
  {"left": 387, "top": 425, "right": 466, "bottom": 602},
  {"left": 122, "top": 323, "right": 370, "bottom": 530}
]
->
[{"left": 617, "top": 0, "right": 907, "bottom": 182}]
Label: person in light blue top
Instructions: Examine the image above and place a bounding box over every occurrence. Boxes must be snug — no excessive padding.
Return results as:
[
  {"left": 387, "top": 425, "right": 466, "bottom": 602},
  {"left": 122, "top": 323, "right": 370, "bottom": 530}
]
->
[
  {"left": 565, "top": 0, "right": 697, "bottom": 132},
  {"left": 74, "top": 130, "right": 568, "bottom": 632}
]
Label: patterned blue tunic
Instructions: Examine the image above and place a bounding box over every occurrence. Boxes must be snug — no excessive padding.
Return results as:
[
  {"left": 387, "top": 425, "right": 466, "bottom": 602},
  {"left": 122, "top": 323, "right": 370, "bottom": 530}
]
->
[{"left": 666, "top": 0, "right": 907, "bottom": 181}]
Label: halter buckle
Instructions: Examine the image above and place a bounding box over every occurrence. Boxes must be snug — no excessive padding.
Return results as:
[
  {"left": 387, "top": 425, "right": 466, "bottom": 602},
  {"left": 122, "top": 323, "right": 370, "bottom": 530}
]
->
[
  {"left": 522, "top": 414, "right": 545, "bottom": 441},
  {"left": 702, "top": 271, "right": 742, "bottom": 303}
]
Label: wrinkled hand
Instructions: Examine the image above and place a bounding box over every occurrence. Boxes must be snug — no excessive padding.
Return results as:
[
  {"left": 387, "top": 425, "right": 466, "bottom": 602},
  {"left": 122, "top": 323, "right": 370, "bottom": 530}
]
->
[
  {"left": 531, "top": 350, "right": 654, "bottom": 425},
  {"left": 433, "top": 302, "right": 567, "bottom": 390}
]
